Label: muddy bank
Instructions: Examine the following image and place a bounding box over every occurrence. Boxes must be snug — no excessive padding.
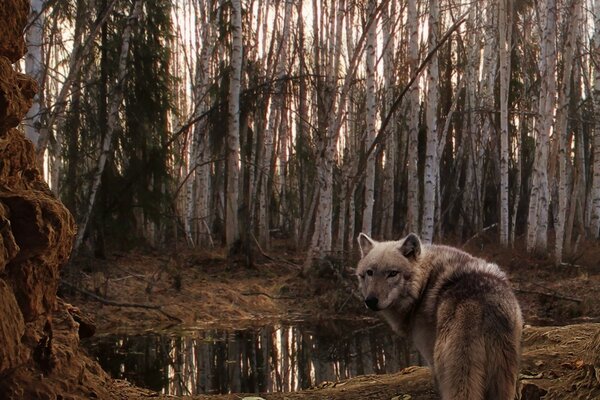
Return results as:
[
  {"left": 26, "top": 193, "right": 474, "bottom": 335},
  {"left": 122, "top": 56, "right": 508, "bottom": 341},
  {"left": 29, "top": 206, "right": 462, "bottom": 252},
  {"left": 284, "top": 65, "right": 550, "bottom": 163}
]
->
[
  {"left": 178, "top": 324, "right": 600, "bottom": 400},
  {"left": 83, "top": 323, "right": 593, "bottom": 400}
]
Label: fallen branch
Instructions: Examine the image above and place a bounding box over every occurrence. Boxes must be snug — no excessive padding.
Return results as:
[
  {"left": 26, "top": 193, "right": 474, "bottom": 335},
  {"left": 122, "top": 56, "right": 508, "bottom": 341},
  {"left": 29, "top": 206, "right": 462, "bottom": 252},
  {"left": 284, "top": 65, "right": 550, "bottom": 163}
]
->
[
  {"left": 241, "top": 291, "right": 295, "bottom": 300},
  {"left": 251, "top": 233, "right": 301, "bottom": 269},
  {"left": 60, "top": 280, "right": 183, "bottom": 322},
  {"left": 514, "top": 287, "right": 582, "bottom": 304},
  {"left": 462, "top": 223, "right": 498, "bottom": 247}
]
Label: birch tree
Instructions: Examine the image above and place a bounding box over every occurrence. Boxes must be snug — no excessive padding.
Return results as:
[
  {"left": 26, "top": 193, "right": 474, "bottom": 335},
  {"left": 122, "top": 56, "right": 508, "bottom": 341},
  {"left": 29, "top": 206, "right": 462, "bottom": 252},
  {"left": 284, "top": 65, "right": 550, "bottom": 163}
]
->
[
  {"left": 226, "top": 0, "right": 243, "bottom": 251},
  {"left": 24, "top": 0, "right": 45, "bottom": 148},
  {"left": 362, "top": 0, "right": 378, "bottom": 237},
  {"left": 421, "top": 0, "right": 440, "bottom": 243},
  {"left": 380, "top": 0, "right": 396, "bottom": 239},
  {"left": 73, "top": 0, "right": 143, "bottom": 254},
  {"left": 554, "top": 0, "right": 580, "bottom": 262},
  {"left": 406, "top": 0, "right": 420, "bottom": 234},
  {"left": 498, "top": 0, "right": 511, "bottom": 246},
  {"left": 185, "top": 0, "right": 215, "bottom": 247},
  {"left": 591, "top": 0, "right": 600, "bottom": 238},
  {"left": 527, "top": 0, "right": 556, "bottom": 254}
]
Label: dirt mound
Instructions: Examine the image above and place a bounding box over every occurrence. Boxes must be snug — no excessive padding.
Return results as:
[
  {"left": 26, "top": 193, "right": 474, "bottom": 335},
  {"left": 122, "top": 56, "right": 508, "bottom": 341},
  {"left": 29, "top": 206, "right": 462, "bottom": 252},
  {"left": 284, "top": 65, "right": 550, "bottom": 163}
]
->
[{"left": 0, "top": 3, "right": 143, "bottom": 399}]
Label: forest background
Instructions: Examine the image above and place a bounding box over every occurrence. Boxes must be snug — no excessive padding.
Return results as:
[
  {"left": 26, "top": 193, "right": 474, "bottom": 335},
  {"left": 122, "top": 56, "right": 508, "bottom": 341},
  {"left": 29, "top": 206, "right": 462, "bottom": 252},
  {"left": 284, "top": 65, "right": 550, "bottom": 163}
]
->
[{"left": 18, "top": 0, "right": 600, "bottom": 268}]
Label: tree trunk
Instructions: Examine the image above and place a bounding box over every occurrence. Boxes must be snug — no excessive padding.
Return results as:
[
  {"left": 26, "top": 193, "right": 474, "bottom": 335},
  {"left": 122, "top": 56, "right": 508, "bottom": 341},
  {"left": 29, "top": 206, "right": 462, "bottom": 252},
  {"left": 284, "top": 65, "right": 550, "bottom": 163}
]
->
[
  {"left": 380, "top": 0, "right": 396, "bottom": 239},
  {"left": 591, "top": 0, "right": 600, "bottom": 238},
  {"left": 421, "top": 0, "right": 440, "bottom": 243},
  {"left": 24, "top": 0, "right": 45, "bottom": 149},
  {"left": 362, "top": 0, "right": 377, "bottom": 237},
  {"left": 406, "top": 0, "right": 420, "bottom": 234},
  {"left": 226, "top": 0, "right": 243, "bottom": 251},
  {"left": 554, "top": 0, "right": 580, "bottom": 263},
  {"left": 527, "top": 0, "right": 556, "bottom": 254},
  {"left": 498, "top": 0, "right": 512, "bottom": 246}
]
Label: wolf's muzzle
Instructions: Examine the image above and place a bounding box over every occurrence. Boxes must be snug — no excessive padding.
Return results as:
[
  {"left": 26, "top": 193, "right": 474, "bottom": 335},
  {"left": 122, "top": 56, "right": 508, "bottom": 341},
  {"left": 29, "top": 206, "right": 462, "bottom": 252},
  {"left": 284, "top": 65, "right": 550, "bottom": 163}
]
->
[{"left": 365, "top": 296, "right": 379, "bottom": 311}]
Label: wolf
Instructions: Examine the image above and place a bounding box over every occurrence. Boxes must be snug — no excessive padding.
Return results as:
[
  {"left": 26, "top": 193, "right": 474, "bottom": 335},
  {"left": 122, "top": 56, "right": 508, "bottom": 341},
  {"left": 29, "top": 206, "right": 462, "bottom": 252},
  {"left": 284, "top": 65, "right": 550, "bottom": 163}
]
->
[{"left": 356, "top": 232, "right": 523, "bottom": 400}]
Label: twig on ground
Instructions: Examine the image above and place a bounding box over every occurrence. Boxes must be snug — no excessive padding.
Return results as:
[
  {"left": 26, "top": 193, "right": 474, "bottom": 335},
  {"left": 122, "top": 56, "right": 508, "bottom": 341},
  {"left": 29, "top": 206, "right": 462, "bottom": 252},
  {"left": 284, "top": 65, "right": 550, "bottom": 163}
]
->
[{"left": 60, "top": 280, "right": 183, "bottom": 322}]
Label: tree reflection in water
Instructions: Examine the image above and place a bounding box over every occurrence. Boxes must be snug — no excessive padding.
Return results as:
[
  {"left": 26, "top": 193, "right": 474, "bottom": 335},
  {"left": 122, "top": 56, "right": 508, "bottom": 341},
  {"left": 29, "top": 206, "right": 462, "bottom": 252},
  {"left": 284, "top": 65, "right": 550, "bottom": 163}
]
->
[{"left": 84, "top": 322, "right": 419, "bottom": 395}]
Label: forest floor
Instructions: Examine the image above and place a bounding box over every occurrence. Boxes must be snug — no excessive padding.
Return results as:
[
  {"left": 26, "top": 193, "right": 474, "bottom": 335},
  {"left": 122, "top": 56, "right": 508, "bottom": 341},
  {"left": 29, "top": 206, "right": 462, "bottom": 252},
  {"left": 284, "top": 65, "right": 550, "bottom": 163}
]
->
[{"left": 59, "top": 233, "right": 600, "bottom": 399}]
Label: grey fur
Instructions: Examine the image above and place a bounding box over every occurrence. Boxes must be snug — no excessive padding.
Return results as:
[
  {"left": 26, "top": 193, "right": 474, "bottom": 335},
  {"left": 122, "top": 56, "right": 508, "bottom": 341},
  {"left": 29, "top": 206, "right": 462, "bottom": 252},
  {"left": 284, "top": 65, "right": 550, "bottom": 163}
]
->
[{"left": 356, "top": 233, "right": 523, "bottom": 400}]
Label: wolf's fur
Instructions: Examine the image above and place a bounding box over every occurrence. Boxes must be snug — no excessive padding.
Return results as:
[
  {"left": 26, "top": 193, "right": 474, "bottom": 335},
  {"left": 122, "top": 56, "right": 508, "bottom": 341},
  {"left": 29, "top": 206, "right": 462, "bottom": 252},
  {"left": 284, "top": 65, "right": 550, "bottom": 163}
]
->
[{"left": 356, "top": 233, "right": 522, "bottom": 400}]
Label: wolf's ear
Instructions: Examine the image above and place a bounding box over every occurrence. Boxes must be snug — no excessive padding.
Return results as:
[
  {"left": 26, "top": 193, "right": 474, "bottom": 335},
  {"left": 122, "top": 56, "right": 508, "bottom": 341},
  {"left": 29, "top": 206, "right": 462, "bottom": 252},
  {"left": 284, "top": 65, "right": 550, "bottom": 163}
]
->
[
  {"left": 357, "top": 233, "right": 377, "bottom": 258},
  {"left": 399, "top": 233, "right": 421, "bottom": 260}
]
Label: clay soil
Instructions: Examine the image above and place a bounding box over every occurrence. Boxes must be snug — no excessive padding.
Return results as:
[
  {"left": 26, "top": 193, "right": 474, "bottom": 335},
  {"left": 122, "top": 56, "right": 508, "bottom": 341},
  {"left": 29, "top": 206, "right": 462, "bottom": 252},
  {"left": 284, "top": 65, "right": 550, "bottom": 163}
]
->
[{"left": 61, "top": 235, "right": 600, "bottom": 399}]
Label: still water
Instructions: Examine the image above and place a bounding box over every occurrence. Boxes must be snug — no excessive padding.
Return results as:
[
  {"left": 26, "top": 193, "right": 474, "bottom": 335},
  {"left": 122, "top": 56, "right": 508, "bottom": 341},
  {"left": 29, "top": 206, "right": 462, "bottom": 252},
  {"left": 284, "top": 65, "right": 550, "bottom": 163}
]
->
[{"left": 84, "top": 321, "right": 420, "bottom": 396}]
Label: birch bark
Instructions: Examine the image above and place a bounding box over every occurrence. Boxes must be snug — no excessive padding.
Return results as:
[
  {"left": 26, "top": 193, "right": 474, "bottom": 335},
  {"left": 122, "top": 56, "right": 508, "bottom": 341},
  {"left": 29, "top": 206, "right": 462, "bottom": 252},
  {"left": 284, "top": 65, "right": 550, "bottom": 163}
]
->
[
  {"left": 527, "top": 0, "right": 556, "bottom": 253},
  {"left": 226, "top": 0, "right": 243, "bottom": 250},
  {"left": 498, "top": 0, "right": 512, "bottom": 246},
  {"left": 188, "top": 0, "right": 215, "bottom": 247},
  {"left": 591, "top": 0, "right": 600, "bottom": 238},
  {"left": 362, "top": 0, "right": 377, "bottom": 237},
  {"left": 421, "top": 0, "right": 440, "bottom": 243},
  {"left": 554, "top": 0, "right": 580, "bottom": 263},
  {"left": 406, "top": 0, "right": 420, "bottom": 234},
  {"left": 24, "top": 0, "right": 45, "bottom": 148},
  {"left": 380, "top": 0, "right": 396, "bottom": 239}
]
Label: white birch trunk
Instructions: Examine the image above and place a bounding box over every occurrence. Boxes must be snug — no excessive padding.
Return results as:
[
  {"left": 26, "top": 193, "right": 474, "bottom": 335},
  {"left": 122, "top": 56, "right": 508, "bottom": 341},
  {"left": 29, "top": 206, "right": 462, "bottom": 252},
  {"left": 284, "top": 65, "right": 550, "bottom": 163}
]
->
[
  {"left": 73, "top": 0, "right": 142, "bottom": 254},
  {"left": 406, "top": 0, "right": 420, "bottom": 234},
  {"left": 498, "top": 0, "right": 511, "bottom": 246},
  {"left": 195, "top": 0, "right": 215, "bottom": 247},
  {"left": 275, "top": 0, "right": 293, "bottom": 235},
  {"left": 380, "top": 0, "right": 396, "bottom": 239},
  {"left": 554, "top": 0, "right": 580, "bottom": 263},
  {"left": 459, "top": 6, "right": 480, "bottom": 235},
  {"left": 421, "top": 0, "right": 440, "bottom": 243},
  {"left": 24, "top": 0, "right": 45, "bottom": 148},
  {"left": 591, "top": 0, "right": 600, "bottom": 238},
  {"left": 362, "top": 0, "right": 377, "bottom": 237},
  {"left": 258, "top": 106, "right": 278, "bottom": 246},
  {"left": 226, "top": 0, "right": 243, "bottom": 250},
  {"left": 475, "top": 7, "right": 497, "bottom": 231},
  {"left": 527, "top": 0, "right": 556, "bottom": 253}
]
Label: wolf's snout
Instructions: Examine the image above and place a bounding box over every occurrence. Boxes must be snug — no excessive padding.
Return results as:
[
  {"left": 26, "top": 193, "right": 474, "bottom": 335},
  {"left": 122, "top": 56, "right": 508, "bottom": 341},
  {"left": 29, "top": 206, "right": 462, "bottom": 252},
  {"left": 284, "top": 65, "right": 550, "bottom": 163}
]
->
[{"left": 365, "top": 296, "right": 379, "bottom": 311}]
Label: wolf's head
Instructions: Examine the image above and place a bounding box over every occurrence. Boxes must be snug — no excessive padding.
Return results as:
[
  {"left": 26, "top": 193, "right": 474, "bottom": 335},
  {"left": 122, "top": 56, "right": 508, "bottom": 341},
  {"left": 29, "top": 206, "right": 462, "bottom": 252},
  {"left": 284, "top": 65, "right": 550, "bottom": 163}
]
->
[{"left": 355, "top": 233, "right": 422, "bottom": 312}]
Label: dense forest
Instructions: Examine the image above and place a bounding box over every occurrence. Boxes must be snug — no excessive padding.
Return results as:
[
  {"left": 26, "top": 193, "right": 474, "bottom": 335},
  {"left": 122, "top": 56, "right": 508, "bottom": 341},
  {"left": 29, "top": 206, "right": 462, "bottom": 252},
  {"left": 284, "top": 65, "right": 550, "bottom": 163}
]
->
[{"left": 19, "top": 0, "right": 600, "bottom": 266}]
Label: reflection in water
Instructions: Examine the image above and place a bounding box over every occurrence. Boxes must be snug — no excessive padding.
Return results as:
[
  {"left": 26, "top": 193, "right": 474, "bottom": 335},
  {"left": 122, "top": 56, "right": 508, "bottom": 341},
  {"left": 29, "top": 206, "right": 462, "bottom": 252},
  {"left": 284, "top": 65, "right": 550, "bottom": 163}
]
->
[{"left": 84, "top": 322, "right": 419, "bottom": 395}]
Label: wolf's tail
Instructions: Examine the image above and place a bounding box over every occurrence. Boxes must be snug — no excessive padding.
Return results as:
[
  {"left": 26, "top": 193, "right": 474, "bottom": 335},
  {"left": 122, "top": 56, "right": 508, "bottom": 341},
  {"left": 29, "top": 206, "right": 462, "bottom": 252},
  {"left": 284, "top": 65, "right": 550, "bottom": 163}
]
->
[
  {"left": 434, "top": 306, "right": 487, "bottom": 399},
  {"left": 434, "top": 303, "right": 520, "bottom": 400}
]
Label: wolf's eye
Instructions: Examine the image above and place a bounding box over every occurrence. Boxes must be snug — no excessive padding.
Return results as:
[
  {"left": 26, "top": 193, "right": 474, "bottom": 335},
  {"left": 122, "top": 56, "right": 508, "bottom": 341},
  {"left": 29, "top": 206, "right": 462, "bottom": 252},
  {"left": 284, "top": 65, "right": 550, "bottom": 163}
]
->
[
  {"left": 366, "top": 269, "right": 374, "bottom": 276},
  {"left": 387, "top": 271, "right": 399, "bottom": 278}
]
